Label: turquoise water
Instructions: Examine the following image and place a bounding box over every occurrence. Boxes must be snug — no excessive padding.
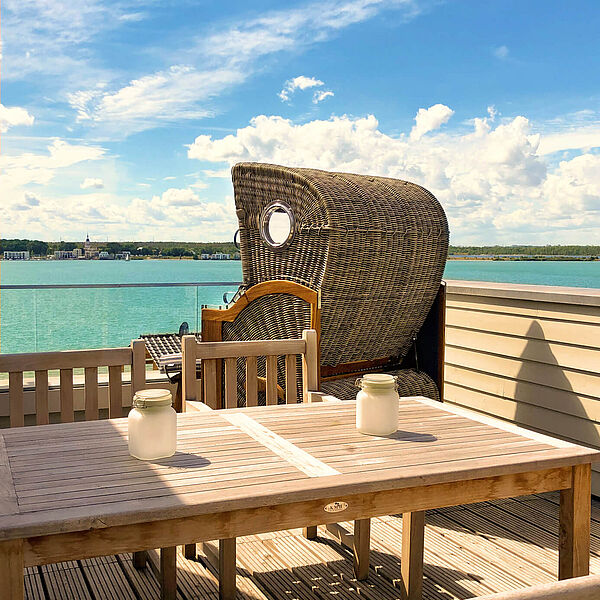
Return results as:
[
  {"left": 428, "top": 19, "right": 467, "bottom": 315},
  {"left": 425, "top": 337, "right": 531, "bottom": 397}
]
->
[
  {"left": 1, "top": 260, "right": 243, "bottom": 354},
  {"left": 444, "top": 260, "right": 600, "bottom": 289},
  {"left": 1, "top": 259, "right": 598, "bottom": 354}
]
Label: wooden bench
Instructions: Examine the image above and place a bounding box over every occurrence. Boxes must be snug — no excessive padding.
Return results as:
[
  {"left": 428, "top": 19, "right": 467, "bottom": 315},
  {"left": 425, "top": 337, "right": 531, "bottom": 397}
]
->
[{"left": 477, "top": 573, "right": 600, "bottom": 599}]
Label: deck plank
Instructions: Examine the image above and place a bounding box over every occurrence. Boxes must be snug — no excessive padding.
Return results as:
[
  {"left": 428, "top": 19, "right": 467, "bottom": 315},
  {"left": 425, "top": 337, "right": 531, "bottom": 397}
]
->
[
  {"left": 40, "top": 560, "right": 92, "bottom": 600},
  {"left": 24, "top": 567, "right": 45, "bottom": 600}
]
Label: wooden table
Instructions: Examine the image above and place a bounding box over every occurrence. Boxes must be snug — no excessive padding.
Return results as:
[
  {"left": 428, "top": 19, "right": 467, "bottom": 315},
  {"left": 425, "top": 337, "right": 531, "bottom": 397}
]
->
[{"left": 0, "top": 396, "right": 598, "bottom": 600}]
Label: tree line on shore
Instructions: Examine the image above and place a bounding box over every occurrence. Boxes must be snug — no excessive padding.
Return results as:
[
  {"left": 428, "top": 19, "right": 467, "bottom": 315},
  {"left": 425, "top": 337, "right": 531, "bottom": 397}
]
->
[
  {"left": 1, "top": 239, "right": 599, "bottom": 259},
  {"left": 0, "top": 239, "right": 239, "bottom": 258},
  {"left": 448, "top": 245, "right": 600, "bottom": 258}
]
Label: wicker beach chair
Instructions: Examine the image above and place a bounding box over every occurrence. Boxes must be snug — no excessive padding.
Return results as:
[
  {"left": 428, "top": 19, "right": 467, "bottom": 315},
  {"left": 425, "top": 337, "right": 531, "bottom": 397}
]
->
[{"left": 200, "top": 162, "right": 449, "bottom": 405}]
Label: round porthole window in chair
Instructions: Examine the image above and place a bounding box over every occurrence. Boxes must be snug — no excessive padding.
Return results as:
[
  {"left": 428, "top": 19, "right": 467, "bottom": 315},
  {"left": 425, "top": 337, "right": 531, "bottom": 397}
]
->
[{"left": 260, "top": 201, "right": 295, "bottom": 249}]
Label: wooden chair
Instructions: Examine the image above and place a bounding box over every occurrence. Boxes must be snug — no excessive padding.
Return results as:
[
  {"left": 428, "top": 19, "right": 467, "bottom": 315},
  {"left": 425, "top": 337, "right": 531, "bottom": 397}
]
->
[
  {"left": 0, "top": 340, "right": 168, "bottom": 585},
  {"left": 181, "top": 329, "right": 321, "bottom": 599},
  {"left": 200, "top": 280, "right": 321, "bottom": 407},
  {"left": 476, "top": 573, "right": 600, "bottom": 599}
]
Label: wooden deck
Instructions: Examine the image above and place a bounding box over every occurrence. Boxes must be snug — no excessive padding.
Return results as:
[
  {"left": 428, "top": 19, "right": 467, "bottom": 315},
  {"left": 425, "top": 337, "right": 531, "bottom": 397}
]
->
[{"left": 21, "top": 491, "right": 600, "bottom": 599}]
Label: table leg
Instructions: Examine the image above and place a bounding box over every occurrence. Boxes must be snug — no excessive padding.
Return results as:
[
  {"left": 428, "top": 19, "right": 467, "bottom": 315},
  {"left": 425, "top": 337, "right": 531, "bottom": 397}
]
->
[
  {"left": 401, "top": 511, "right": 425, "bottom": 600},
  {"left": 160, "top": 546, "right": 177, "bottom": 600},
  {"left": 133, "top": 550, "right": 147, "bottom": 569},
  {"left": 219, "top": 538, "right": 236, "bottom": 600},
  {"left": 353, "top": 518, "right": 371, "bottom": 580},
  {"left": 184, "top": 543, "right": 197, "bottom": 559},
  {"left": 0, "top": 539, "right": 24, "bottom": 600},
  {"left": 173, "top": 374, "right": 183, "bottom": 413},
  {"left": 559, "top": 463, "right": 591, "bottom": 580}
]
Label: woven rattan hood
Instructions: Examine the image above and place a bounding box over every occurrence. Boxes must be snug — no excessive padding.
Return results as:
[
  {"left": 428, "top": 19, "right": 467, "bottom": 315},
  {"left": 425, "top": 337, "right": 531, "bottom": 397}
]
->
[{"left": 231, "top": 162, "right": 449, "bottom": 367}]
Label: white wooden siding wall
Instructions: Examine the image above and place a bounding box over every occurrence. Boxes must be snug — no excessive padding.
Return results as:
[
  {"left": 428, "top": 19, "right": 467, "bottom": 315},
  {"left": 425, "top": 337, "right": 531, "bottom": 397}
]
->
[{"left": 444, "top": 279, "right": 600, "bottom": 494}]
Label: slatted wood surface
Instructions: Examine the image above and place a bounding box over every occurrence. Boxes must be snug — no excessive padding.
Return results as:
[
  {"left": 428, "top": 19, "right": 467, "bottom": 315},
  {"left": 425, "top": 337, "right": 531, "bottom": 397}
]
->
[
  {"left": 0, "top": 340, "right": 146, "bottom": 426},
  {"left": 1, "top": 397, "right": 598, "bottom": 541},
  {"left": 444, "top": 281, "right": 600, "bottom": 494},
  {"left": 18, "top": 492, "right": 600, "bottom": 599}
]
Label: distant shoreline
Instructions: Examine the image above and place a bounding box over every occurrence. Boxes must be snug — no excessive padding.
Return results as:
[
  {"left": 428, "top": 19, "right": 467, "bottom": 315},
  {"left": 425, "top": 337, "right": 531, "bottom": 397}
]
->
[
  {"left": 448, "top": 256, "right": 599, "bottom": 262},
  {"left": 2, "top": 256, "right": 598, "bottom": 262}
]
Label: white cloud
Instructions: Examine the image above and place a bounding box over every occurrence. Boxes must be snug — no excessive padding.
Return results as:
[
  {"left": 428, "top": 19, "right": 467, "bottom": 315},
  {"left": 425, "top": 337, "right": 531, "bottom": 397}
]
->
[
  {"left": 538, "top": 127, "right": 600, "bottom": 155},
  {"left": 494, "top": 45, "right": 509, "bottom": 59},
  {"left": 187, "top": 107, "right": 600, "bottom": 243},
  {"left": 410, "top": 103, "right": 454, "bottom": 140},
  {"left": 68, "top": 65, "right": 223, "bottom": 135},
  {"left": 203, "top": 169, "right": 231, "bottom": 178},
  {"left": 279, "top": 76, "right": 324, "bottom": 101},
  {"left": 0, "top": 104, "right": 34, "bottom": 132},
  {"left": 190, "top": 180, "right": 209, "bottom": 189},
  {"left": 0, "top": 185, "right": 237, "bottom": 242},
  {"left": 0, "top": 139, "right": 106, "bottom": 193},
  {"left": 81, "top": 178, "right": 104, "bottom": 189},
  {"left": 68, "top": 1, "right": 419, "bottom": 134},
  {"left": 159, "top": 188, "right": 198, "bottom": 207},
  {"left": 1, "top": 0, "right": 151, "bottom": 85},
  {"left": 313, "top": 90, "right": 335, "bottom": 104}
]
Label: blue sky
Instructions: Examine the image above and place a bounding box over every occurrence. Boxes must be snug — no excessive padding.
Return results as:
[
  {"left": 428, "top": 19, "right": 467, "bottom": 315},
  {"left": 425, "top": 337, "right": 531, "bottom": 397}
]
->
[{"left": 1, "top": 0, "right": 599, "bottom": 244}]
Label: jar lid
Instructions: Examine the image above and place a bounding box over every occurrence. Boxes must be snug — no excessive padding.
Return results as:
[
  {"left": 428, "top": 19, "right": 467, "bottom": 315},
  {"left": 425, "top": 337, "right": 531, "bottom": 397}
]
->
[
  {"left": 132, "top": 388, "right": 172, "bottom": 409},
  {"left": 355, "top": 373, "right": 398, "bottom": 389}
]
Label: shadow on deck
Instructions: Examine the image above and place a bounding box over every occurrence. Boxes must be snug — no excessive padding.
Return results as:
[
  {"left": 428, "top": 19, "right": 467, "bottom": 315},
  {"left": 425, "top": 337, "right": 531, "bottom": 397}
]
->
[{"left": 24, "top": 491, "right": 600, "bottom": 600}]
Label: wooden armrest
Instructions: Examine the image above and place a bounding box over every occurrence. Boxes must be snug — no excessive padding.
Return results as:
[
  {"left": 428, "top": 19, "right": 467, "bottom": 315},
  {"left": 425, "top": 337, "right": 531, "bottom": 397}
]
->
[
  {"left": 186, "top": 401, "right": 213, "bottom": 412},
  {"left": 306, "top": 391, "right": 342, "bottom": 403}
]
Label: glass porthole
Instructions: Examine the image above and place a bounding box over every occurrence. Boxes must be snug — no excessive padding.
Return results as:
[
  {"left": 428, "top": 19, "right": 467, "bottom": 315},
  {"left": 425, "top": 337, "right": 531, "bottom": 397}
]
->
[{"left": 260, "top": 202, "right": 295, "bottom": 249}]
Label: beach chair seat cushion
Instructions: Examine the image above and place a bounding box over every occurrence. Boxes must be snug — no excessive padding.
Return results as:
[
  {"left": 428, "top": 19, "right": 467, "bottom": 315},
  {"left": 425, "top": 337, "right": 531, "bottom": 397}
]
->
[{"left": 321, "top": 368, "right": 439, "bottom": 402}]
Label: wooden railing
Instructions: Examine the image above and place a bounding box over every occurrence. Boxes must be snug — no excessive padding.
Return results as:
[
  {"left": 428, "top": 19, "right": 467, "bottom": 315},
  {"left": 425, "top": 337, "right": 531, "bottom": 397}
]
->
[
  {"left": 0, "top": 338, "right": 152, "bottom": 570},
  {"left": 0, "top": 340, "right": 146, "bottom": 426},
  {"left": 182, "top": 329, "right": 319, "bottom": 410},
  {"left": 477, "top": 573, "right": 600, "bottom": 599}
]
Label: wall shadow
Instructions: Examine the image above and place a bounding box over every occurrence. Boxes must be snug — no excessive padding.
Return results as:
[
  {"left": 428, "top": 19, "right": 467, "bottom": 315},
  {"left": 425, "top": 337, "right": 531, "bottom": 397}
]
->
[{"left": 436, "top": 319, "right": 599, "bottom": 550}]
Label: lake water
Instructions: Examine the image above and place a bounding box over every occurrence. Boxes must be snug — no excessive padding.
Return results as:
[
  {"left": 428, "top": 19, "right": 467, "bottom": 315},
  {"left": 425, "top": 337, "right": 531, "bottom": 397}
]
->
[{"left": 1, "top": 259, "right": 598, "bottom": 354}]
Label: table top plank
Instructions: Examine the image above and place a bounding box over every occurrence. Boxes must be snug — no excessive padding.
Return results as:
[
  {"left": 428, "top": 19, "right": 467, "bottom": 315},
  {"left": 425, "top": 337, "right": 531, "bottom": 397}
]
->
[
  {"left": 0, "top": 436, "right": 19, "bottom": 517},
  {"left": 0, "top": 396, "right": 598, "bottom": 541},
  {"left": 0, "top": 447, "right": 594, "bottom": 541}
]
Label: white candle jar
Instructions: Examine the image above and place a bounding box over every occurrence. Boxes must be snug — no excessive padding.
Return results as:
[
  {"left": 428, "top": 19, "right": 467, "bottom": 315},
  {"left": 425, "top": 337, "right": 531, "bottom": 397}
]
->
[
  {"left": 355, "top": 374, "right": 399, "bottom": 436},
  {"left": 128, "top": 389, "right": 177, "bottom": 460}
]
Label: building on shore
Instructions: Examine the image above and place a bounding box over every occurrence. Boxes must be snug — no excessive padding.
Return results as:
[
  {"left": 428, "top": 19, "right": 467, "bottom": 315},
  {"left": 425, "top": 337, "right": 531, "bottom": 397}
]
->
[
  {"left": 54, "top": 250, "right": 74, "bottom": 260},
  {"left": 201, "top": 252, "right": 231, "bottom": 260},
  {"left": 3, "top": 251, "right": 30, "bottom": 260},
  {"left": 84, "top": 234, "right": 99, "bottom": 259}
]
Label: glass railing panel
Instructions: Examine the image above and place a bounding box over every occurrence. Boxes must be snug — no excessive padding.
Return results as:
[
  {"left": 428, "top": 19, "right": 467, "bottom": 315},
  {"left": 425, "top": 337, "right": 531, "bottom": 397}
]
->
[{"left": 0, "top": 282, "right": 242, "bottom": 354}]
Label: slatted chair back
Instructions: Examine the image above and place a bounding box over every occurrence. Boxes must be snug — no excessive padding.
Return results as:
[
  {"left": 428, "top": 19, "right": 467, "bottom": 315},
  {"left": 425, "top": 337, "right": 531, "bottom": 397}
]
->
[
  {"left": 0, "top": 339, "right": 146, "bottom": 426},
  {"left": 182, "top": 329, "right": 319, "bottom": 409}
]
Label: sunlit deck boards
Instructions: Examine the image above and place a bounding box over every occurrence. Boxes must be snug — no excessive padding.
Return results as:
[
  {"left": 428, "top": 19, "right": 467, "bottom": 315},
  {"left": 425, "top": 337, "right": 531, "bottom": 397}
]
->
[{"left": 21, "top": 492, "right": 600, "bottom": 599}]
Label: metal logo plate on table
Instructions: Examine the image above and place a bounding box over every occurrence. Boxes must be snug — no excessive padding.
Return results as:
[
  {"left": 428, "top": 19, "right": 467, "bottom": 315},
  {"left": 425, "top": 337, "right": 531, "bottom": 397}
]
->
[{"left": 324, "top": 501, "right": 348, "bottom": 513}]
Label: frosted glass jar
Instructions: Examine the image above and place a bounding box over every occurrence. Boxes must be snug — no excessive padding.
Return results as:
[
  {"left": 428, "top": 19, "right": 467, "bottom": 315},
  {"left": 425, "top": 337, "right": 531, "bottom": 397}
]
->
[
  {"left": 355, "top": 374, "right": 399, "bottom": 436},
  {"left": 128, "top": 389, "right": 177, "bottom": 460}
]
